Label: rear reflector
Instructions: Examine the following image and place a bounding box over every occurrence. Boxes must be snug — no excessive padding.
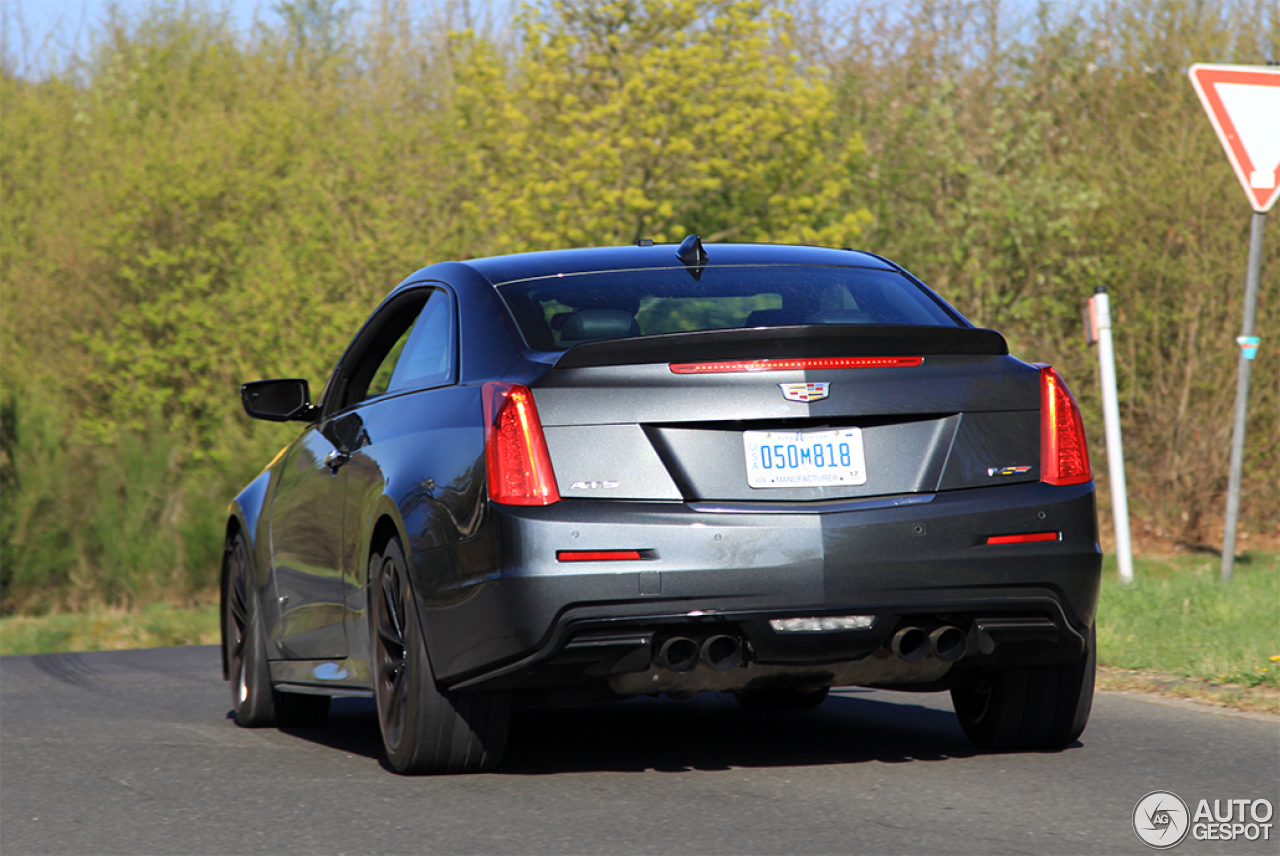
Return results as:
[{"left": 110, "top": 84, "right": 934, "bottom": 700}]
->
[
  {"left": 557, "top": 550, "right": 643, "bottom": 562},
  {"left": 483, "top": 382, "right": 561, "bottom": 506},
  {"left": 669, "top": 356, "right": 923, "bottom": 374},
  {"left": 985, "top": 532, "right": 1060, "bottom": 545},
  {"left": 1038, "top": 365, "right": 1092, "bottom": 486}
]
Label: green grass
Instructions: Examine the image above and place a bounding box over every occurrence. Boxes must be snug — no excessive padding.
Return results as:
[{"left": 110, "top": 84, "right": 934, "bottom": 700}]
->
[
  {"left": 0, "top": 602, "right": 219, "bottom": 656},
  {"left": 1097, "top": 551, "right": 1280, "bottom": 688}
]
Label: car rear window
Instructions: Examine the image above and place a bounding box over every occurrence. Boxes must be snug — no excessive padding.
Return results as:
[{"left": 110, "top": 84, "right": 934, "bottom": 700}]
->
[{"left": 496, "top": 265, "right": 962, "bottom": 351}]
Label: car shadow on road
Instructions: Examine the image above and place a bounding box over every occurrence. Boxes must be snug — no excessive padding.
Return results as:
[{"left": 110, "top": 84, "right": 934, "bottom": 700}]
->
[
  {"left": 276, "top": 697, "right": 385, "bottom": 761},
  {"left": 280, "top": 689, "right": 982, "bottom": 774},
  {"left": 502, "top": 690, "right": 978, "bottom": 774}
]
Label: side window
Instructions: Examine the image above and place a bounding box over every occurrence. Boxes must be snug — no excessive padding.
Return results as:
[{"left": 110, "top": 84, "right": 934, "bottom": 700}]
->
[
  {"left": 328, "top": 286, "right": 457, "bottom": 414},
  {"left": 385, "top": 290, "right": 455, "bottom": 393},
  {"left": 361, "top": 287, "right": 455, "bottom": 403}
]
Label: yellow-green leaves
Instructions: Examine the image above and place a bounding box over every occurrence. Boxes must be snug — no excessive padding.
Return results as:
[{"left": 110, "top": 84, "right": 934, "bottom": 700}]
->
[{"left": 455, "top": 0, "right": 870, "bottom": 252}]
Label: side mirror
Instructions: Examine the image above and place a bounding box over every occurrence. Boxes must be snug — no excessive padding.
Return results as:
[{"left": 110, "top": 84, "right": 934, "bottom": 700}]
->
[{"left": 241, "top": 379, "right": 317, "bottom": 422}]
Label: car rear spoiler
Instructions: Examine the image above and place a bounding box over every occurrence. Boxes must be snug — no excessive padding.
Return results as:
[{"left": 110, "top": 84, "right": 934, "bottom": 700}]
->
[{"left": 552, "top": 325, "right": 1009, "bottom": 370}]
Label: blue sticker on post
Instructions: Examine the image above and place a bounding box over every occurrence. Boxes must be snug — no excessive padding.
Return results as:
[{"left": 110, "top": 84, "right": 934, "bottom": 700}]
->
[{"left": 1237, "top": 336, "right": 1260, "bottom": 359}]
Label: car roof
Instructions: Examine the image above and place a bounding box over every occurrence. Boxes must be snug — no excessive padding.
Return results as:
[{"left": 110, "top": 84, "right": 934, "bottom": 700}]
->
[{"left": 457, "top": 242, "right": 899, "bottom": 287}]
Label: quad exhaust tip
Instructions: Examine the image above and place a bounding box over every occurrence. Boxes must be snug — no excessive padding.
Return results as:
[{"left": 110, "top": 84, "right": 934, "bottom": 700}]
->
[
  {"left": 659, "top": 637, "right": 700, "bottom": 673},
  {"left": 930, "top": 625, "right": 968, "bottom": 662},
  {"left": 891, "top": 624, "right": 969, "bottom": 662},
  {"left": 701, "top": 635, "right": 742, "bottom": 671},
  {"left": 658, "top": 634, "right": 744, "bottom": 672},
  {"left": 891, "top": 626, "right": 930, "bottom": 663}
]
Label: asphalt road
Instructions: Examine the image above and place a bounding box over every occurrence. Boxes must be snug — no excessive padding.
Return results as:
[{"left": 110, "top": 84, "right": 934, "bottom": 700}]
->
[{"left": 2, "top": 645, "right": 1277, "bottom": 855}]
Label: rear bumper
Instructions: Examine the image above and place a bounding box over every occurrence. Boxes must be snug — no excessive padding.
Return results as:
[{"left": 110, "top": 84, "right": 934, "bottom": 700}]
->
[{"left": 414, "top": 481, "right": 1100, "bottom": 691}]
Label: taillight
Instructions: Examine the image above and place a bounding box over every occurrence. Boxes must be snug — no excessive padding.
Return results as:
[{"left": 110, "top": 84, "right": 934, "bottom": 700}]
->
[
  {"left": 1038, "top": 365, "right": 1091, "bottom": 486},
  {"left": 482, "top": 382, "right": 560, "bottom": 506}
]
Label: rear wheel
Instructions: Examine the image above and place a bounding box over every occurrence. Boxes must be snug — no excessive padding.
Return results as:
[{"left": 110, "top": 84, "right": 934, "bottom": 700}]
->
[
  {"left": 223, "top": 531, "right": 330, "bottom": 728},
  {"left": 371, "top": 538, "right": 510, "bottom": 774},
  {"left": 735, "top": 687, "right": 830, "bottom": 711},
  {"left": 950, "top": 625, "right": 1095, "bottom": 752}
]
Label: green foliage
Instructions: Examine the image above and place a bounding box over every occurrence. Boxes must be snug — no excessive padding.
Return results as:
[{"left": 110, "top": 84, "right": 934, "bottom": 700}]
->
[
  {"left": 1097, "top": 552, "right": 1280, "bottom": 687},
  {"left": 0, "top": 602, "right": 220, "bottom": 655},
  {"left": 0, "top": 386, "right": 286, "bottom": 613},
  {"left": 454, "top": 0, "right": 871, "bottom": 251},
  {"left": 0, "top": 0, "right": 1277, "bottom": 612},
  {"left": 826, "top": 0, "right": 1278, "bottom": 540}
]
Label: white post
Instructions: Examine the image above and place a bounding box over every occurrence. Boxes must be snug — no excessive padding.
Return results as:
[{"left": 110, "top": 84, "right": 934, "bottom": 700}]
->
[{"left": 1091, "top": 287, "right": 1134, "bottom": 583}]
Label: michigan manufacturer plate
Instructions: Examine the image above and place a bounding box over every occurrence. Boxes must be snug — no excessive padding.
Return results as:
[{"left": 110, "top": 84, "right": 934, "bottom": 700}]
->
[{"left": 743, "top": 428, "right": 866, "bottom": 488}]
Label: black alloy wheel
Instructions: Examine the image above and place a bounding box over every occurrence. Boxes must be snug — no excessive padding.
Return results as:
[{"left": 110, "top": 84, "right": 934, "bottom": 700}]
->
[
  {"left": 222, "top": 531, "right": 330, "bottom": 728},
  {"left": 223, "top": 531, "right": 279, "bottom": 727},
  {"left": 371, "top": 537, "right": 510, "bottom": 774},
  {"left": 950, "top": 625, "right": 1096, "bottom": 752}
]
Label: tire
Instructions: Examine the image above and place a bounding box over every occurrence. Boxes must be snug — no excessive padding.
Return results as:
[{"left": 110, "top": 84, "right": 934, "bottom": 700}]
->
[
  {"left": 223, "top": 531, "right": 280, "bottom": 728},
  {"left": 735, "top": 687, "right": 830, "bottom": 711},
  {"left": 223, "top": 531, "right": 330, "bottom": 729},
  {"left": 371, "top": 538, "right": 510, "bottom": 774},
  {"left": 950, "top": 624, "right": 1095, "bottom": 752}
]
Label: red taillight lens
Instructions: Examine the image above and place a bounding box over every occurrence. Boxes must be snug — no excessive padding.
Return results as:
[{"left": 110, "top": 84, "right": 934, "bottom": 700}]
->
[
  {"left": 985, "top": 532, "right": 1060, "bottom": 545},
  {"left": 482, "top": 382, "right": 560, "bottom": 506},
  {"left": 1039, "top": 365, "right": 1091, "bottom": 486},
  {"left": 557, "top": 550, "right": 643, "bottom": 562}
]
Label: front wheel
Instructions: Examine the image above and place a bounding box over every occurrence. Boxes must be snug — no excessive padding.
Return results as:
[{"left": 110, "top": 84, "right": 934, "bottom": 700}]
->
[
  {"left": 223, "top": 531, "right": 279, "bottom": 727},
  {"left": 371, "top": 538, "right": 510, "bottom": 774},
  {"left": 950, "top": 625, "right": 1095, "bottom": 752},
  {"left": 223, "top": 531, "right": 330, "bottom": 728}
]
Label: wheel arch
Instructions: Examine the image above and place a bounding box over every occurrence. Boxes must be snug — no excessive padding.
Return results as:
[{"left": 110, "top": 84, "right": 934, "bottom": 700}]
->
[{"left": 367, "top": 513, "right": 404, "bottom": 570}]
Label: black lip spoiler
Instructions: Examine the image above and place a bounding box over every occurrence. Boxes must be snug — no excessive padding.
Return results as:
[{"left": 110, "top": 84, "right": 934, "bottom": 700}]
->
[{"left": 552, "top": 325, "right": 1009, "bottom": 369}]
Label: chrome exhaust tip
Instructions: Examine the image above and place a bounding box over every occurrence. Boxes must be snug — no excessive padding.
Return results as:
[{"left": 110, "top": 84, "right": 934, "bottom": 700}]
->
[
  {"left": 890, "top": 626, "right": 929, "bottom": 663},
  {"left": 659, "top": 637, "right": 700, "bottom": 673},
  {"left": 700, "top": 635, "right": 742, "bottom": 671},
  {"left": 929, "top": 625, "right": 968, "bottom": 662}
]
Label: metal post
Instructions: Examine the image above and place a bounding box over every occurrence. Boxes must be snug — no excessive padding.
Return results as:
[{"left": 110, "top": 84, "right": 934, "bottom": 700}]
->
[
  {"left": 1092, "top": 287, "right": 1134, "bottom": 583},
  {"left": 1221, "top": 211, "right": 1266, "bottom": 581}
]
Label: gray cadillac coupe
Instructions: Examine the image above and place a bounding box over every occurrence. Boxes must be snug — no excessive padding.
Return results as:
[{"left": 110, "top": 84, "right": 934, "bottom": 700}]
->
[{"left": 224, "top": 236, "right": 1100, "bottom": 774}]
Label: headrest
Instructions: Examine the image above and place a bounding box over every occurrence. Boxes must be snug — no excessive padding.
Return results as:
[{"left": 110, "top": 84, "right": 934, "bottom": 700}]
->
[{"left": 559, "top": 309, "right": 641, "bottom": 342}]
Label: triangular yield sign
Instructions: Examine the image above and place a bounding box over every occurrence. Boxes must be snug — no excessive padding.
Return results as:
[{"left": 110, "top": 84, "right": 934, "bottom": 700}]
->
[{"left": 1189, "top": 64, "right": 1280, "bottom": 213}]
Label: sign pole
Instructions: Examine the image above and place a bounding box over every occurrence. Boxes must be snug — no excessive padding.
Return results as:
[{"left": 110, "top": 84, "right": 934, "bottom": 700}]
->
[
  {"left": 1088, "top": 288, "right": 1134, "bottom": 583},
  {"left": 1221, "top": 210, "right": 1265, "bottom": 581}
]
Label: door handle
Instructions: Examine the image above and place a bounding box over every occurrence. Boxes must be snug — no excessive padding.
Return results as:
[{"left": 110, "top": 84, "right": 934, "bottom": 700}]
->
[{"left": 324, "top": 449, "right": 351, "bottom": 473}]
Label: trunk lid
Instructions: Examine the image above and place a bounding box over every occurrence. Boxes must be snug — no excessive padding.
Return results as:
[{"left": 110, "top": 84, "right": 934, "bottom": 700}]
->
[{"left": 532, "top": 326, "right": 1041, "bottom": 502}]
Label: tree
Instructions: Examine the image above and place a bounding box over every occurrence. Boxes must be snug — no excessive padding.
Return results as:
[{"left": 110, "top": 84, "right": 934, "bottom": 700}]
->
[{"left": 453, "top": 0, "right": 870, "bottom": 253}]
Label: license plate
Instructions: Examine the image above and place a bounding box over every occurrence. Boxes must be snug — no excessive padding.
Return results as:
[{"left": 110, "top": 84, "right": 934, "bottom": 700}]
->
[{"left": 743, "top": 428, "right": 867, "bottom": 488}]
